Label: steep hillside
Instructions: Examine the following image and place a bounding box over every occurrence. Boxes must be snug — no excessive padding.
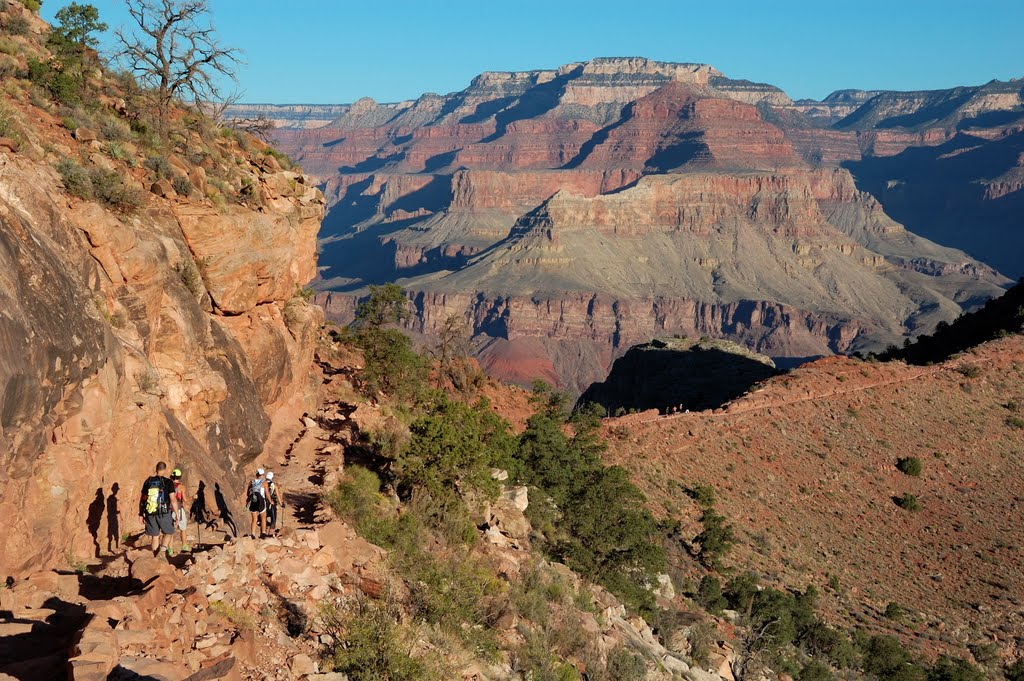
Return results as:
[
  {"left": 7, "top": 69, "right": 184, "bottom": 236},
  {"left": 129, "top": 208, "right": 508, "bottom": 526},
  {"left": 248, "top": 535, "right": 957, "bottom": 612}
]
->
[
  {"left": 0, "top": 2, "right": 325, "bottom": 575},
  {"left": 602, "top": 334, "right": 1024, "bottom": 660},
  {"left": 254, "top": 59, "right": 1014, "bottom": 392}
]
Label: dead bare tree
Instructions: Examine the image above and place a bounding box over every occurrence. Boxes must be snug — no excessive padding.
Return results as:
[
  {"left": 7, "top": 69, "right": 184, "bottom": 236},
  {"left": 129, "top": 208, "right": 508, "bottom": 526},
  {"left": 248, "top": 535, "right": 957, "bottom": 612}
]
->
[{"left": 115, "top": 0, "right": 241, "bottom": 132}]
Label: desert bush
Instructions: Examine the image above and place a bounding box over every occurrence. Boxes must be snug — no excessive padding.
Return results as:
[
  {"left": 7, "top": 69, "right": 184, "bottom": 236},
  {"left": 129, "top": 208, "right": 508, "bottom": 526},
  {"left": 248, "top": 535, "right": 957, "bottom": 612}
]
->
[
  {"left": 21, "top": 0, "right": 41, "bottom": 12},
  {"left": 1004, "top": 658, "right": 1024, "bottom": 681},
  {"left": 604, "top": 648, "right": 646, "bottom": 681},
  {"left": 400, "top": 393, "right": 516, "bottom": 499},
  {"left": 319, "top": 596, "right": 436, "bottom": 681},
  {"left": 895, "top": 493, "right": 921, "bottom": 512},
  {"left": 724, "top": 571, "right": 760, "bottom": 616},
  {"left": 0, "top": 103, "right": 16, "bottom": 137},
  {"left": 209, "top": 600, "right": 254, "bottom": 630},
  {"left": 144, "top": 154, "right": 173, "bottom": 178},
  {"left": 896, "top": 457, "right": 922, "bottom": 476},
  {"left": 884, "top": 601, "right": 906, "bottom": 621},
  {"left": 927, "top": 656, "right": 984, "bottom": 681},
  {"left": 1008, "top": 416, "right": 1024, "bottom": 429},
  {"left": 57, "top": 159, "right": 143, "bottom": 212},
  {"left": 687, "top": 483, "right": 717, "bottom": 508},
  {"left": 134, "top": 370, "right": 158, "bottom": 393},
  {"left": 798, "top": 659, "right": 834, "bottom": 681},
  {"left": 695, "top": 575, "right": 726, "bottom": 613},
  {"left": 56, "top": 158, "right": 92, "bottom": 198},
  {"left": 100, "top": 117, "right": 131, "bottom": 141},
  {"left": 323, "top": 466, "right": 404, "bottom": 548},
  {"left": 5, "top": 14, "right": 30, "bottom": 36},
  {"left": 695, "top": 507, "right": 734, "bottom": 569},
  {"left": 90, "top": 168, "right": 143, "bottom": 212},
  {"left": 172, "top": 174, "right": 193, "bottom": 196},
  {"left": 861, "top": 635, "right": 925, "bottom": 681},
  {"left": 956, "top": 365, "right": 982, "bottom": 378}
]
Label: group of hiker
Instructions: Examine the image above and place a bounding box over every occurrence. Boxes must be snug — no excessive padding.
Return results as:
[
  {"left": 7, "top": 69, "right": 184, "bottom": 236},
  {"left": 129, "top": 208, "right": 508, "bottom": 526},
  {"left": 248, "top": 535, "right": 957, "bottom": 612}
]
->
[{"left": 138, "top": 462, "right": 285, "bottom": 558}]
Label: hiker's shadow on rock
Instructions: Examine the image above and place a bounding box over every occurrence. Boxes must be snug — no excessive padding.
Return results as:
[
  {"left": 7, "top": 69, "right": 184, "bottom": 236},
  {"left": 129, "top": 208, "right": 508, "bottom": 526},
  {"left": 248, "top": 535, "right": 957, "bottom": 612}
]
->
[
  {"left": 214, "top": 482, "right": 237, "bottom": 538},
  {"left": 86, "top": 487, "right": 104, "bottom": 559},
  {"left": 105, "top": 483, "right": 122, "bottom": 554}
]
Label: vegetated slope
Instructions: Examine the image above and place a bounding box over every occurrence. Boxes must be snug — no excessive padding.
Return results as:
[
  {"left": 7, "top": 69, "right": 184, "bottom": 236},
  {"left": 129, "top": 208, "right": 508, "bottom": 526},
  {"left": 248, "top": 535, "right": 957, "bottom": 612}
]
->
[
  {"left": 0, "top": 3, "right": 324, "bottom": 574},
  {"left": 603, "top": 334, "right": 1024, "bottom": 659},
  {"left": 880, "top": 280, "right": 1024, "bottom": 364},
  {"left": 252, "top": 59, "right": 1014, "bottom": 393}
]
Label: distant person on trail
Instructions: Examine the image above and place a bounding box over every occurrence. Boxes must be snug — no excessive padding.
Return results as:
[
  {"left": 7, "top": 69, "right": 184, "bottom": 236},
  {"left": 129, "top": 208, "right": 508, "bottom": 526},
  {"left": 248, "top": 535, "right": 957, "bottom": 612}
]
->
[
  {"left": 139, "top": 462, "right": 179, "bottom": 558},
  {"left": 244, "top": 468, "right": 269, "bottom": 539},
  {"left": 265, "top": 471, "right": 284, "bottom": 536},
  {"left": 171, "top": 468, "right": 190, "bottom": 553}
]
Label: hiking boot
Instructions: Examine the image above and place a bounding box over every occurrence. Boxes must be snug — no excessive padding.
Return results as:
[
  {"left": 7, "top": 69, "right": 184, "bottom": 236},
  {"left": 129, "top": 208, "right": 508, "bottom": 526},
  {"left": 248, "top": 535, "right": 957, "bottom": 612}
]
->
[{"left": 181, "top": 544, "right": 191, "bottom": 552}]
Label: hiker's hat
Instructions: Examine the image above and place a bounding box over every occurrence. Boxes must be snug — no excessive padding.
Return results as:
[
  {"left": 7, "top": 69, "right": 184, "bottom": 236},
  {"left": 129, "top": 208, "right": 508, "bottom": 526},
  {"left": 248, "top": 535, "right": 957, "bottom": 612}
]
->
[
  {"left": 171, "top": 468, "right": 182, "bottom": 478},
  {"left": 257, "top": 468, "right": 265, "bottom": 476},
  {"left": 266, "top": 472, "right": 274, "bottom": 480}
]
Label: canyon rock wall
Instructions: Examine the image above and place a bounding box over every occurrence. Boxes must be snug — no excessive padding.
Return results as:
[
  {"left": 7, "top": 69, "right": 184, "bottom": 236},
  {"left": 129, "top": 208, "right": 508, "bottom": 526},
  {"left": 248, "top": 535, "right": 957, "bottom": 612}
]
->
[
  {"left": 256, "top": 59, "right": 1022, "bottom": 390},
  {"left": 0, "top": 134, "right": 324, "bottom": 575}
]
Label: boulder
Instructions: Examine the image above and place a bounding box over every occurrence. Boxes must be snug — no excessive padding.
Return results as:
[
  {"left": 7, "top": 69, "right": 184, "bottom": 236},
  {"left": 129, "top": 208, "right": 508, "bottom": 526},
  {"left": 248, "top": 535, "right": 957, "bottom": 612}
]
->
[
  {"left": 0, "top": 137, "right": 19, "bottom": 153},
  {"left": 74, "top": 127, "right": 98, "bottom": 143},
  {"left": 289, "top": 653, "right": 317, "bottom": 676},
  {"left": 151, "top": 178, "right": 176, "bottom": 198}
]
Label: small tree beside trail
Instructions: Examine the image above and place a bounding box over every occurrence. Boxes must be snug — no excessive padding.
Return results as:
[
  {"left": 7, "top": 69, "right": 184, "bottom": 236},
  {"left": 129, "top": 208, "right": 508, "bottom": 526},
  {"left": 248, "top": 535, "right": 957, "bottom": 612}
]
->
[{"left": 115, "top": 0, "right": 241, "bottom": 132}]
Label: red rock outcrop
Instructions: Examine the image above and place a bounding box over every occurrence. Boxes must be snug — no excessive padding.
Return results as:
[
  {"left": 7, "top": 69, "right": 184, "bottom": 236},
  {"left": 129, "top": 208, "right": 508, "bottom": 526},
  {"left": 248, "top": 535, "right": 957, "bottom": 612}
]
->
[
  {"left": 264, "top": 60, "right": 1019, "bottom": 390},
  {"left": 0, "top": 115, "right": 325, "bottom": 575}
]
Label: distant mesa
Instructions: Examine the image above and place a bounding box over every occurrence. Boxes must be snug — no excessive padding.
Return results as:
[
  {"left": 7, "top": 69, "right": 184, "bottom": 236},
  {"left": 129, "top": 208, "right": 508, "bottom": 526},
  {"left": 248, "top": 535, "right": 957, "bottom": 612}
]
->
[
  {"left": 578, "top": 337, "right": 780, "bottom": 415},
  {"left": 230, "top": 56, "right": 1024, "bottom": 391}
]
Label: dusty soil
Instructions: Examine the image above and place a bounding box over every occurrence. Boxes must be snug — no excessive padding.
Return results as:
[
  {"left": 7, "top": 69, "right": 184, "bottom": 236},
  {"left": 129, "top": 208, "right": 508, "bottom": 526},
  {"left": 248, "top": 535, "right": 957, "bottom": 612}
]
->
[{"left": 604, "top": 335, "right": 1024, "bottom": 660}]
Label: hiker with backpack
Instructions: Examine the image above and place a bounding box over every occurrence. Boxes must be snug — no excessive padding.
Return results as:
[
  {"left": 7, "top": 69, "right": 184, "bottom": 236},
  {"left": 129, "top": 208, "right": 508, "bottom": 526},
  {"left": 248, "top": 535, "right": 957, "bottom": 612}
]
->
[
  {"left": 170, "top": 468, "right": 190, "bottom": 553},
  {"left": 244, "top": 468, "right": 270, "bottom": 539},
  {"left": 265, "top": 471, "right": 284, "bottom": 537},
  {"left": 138, "top": 462, "right": 179, "bottom": 558}
]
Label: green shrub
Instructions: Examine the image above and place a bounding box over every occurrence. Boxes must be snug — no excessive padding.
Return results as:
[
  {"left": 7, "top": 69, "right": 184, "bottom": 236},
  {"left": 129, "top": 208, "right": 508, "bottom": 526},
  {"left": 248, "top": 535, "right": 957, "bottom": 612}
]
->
[
  {"left": 172, "top": 174, "right": 193, "bottom": 196},
  {"left": 100, "top": 117, "right": 130, "bottom": 141},
  {"left": 323, "top": 466, "right": 401, "bottom": 548},
  {"left": 686, "top": 483, "right": 717, "bottom": 507},
  {"left": 895, "top": 493, "right": 921, "bottom": 512},
  {"left": 896, "top": 457, "right": 922, "bottom": 476},
  {"left": 695, "top": 575, "right": 726, "bottom": 613},
  {"left": 798, "top": 659, "right": 834, "bottom": 681},
  {"left": 0, "top": 103, "right": 16, "bottom": 137},
  {"left": 884, "top": 601, "right": 906, "bottom": 621},
  {"left": 90, "top": 168, "right": 143, "bottom": 212},
  {"left": 1008, "top": 416, "right": 1024, "bottom": 429},
  {"left": 927, "top": 656, "right": 984, "bottom": 681},
  {"left": 605, "top": 648, "right": 646, "bottom": 681},
  {"left": 399, "top": 394, "right": 516, "bottom": 500},
  {"left": 144, "top": 154, "right": 173, "bottom": 179},
  {"left": 319, "top": 596, "right": 436, "bottom": 681},
  {"left": 56, "top": 158, "right": 92, "bottom": 199},
  {"left": 21, "top": 0, "right": 41, "bottom": 12},
  {"left": 1004, "top": 658, "right": 1024, "bottom": 681},
  {"left": 695, "top": 507, "right": 734, "bottom": 568},
  {"left": 724, "top": 571, "right": 759, "bottom": 616},
  {"left": 956, "top": 365, "right": 982, "bottom": 378},
  {"left": 517, "top": 385, "right": 665, "bottom": 614},
  {"left": 5, "top": 15, "right": 30, "bottom": 35},
  {"left": 862, "top": 635, "right": 925, "bottom": 681}
]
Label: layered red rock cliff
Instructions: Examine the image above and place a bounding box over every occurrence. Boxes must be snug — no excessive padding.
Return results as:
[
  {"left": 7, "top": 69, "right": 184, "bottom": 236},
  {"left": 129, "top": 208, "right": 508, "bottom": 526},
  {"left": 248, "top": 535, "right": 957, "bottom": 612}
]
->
[
  {"left": 0, "top": 115, "right": 325, "bottom": 575},
  {"left": 258, "top": 58, "right": 1020, "bottom": 390}
]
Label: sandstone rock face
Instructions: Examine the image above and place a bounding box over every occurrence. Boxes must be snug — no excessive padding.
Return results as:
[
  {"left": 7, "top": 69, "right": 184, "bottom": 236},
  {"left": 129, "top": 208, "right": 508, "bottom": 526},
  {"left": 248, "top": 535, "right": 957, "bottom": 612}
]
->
[
  {"left": 267, "top": 59, "right": 1017, "bottom": 390},
  {"left": 0, "top": 145, "right": 324, "bottom": 575}
]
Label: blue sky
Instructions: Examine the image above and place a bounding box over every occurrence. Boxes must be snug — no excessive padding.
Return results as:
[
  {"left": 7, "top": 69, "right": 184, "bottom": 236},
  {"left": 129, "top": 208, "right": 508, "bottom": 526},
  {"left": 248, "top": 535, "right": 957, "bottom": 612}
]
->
[{"left": 46, "top": 0, "right": 1024, "bottom": 104}]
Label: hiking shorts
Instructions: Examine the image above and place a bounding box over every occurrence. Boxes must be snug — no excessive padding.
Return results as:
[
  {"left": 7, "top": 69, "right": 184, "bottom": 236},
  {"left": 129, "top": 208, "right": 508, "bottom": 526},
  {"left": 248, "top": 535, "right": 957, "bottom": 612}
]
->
[
  {"left": 144, "top": 512, "right": 175, "bottom": 536},
  {"left": 175, "top": 508, "right": 188, "bottom": 531},
  {"left": 248, "top": 495, "right": 266, "bottom": 514}
]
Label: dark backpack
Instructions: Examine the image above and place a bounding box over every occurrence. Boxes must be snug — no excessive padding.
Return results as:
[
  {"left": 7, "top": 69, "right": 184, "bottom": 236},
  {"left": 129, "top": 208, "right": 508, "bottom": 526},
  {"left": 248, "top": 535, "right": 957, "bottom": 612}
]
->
[
  {"left": 246, "top": 477, "right": 264, "bottom": 506},
  {"left": 143, "top": 476, "right": 170, "bottom": 515}
]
